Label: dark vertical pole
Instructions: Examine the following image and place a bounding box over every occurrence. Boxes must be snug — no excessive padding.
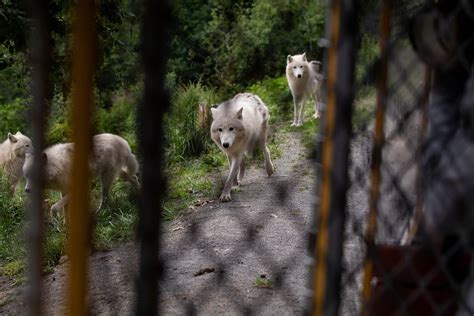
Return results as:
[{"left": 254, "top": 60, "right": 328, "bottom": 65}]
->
[
  {"left": 136, "top": 0, "right": 172, "bottom": 314},
  {"left": 27, "top": 1, "right": 52, "bottom": 315},
  {"left": 361, "top": 1, "right": 392, "bottom": 314},
  {"left": 313, "top": 0, "right": 359, "bottom": 315}
]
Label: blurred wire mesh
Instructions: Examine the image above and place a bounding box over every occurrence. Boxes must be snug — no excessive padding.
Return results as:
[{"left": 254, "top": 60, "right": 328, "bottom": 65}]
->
[
  {"left": 14, "top": 0, "right": 474, "bottom": 314},
  {"left": 339, "top": 0, "right": 474, "bottom": 315}
]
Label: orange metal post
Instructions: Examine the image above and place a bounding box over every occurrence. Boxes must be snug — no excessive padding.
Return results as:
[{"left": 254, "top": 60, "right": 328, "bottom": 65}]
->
[
  {"left": 312, "top": 0, "right": 341, "bottom": 314},
  {"left": 67, "top": 1, "right": 97, "bottom": 315}
]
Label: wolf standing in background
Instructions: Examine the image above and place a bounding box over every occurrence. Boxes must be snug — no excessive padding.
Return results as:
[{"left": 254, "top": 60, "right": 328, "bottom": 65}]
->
[
  {"left": 286, "top": 53, "right": 323, "bottom": 126},
  {"left": 210, "top": 93, "right": 274, "bottom": 202}
]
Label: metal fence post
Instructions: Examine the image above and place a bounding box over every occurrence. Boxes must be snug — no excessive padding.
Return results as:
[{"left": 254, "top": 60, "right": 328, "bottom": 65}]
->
[
  {"left": 136, "top": 0, "right": 172, "bottom": 314},
  {"left": 67, "top": 1, "right": 98, "bottom": 315},
  {"left": 313, "top": 1, "right": 359, "bottom": 315},
  {"left": 27, "top": 1, "right": 52, "bottom": 314}
]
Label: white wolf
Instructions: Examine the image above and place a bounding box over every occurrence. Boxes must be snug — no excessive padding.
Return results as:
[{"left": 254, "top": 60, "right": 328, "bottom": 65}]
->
[
  {"left": 0, "top": 132, "right": 33, "bottom": 193},
  {"left": 210, "top": 93, "right": 274, "bottom": 202},
  {"left": 23, "top": 133, "right": 139, "bottom": 215},
  {"left": 286, "top": 53, "right": 323, "bottom": 126}
]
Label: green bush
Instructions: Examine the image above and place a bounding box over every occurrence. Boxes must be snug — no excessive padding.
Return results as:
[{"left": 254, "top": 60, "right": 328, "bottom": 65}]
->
[
  {"left": 0, "top": 98, "right": 28, "bottom": 138},
  {"left": 96, "top": 89, "right": 137, "bottom": 150},
  {"left": 170, "top": 0, "right": 325, "bottom": 89},
  {"left": 165, "top": 82, "right": 221, "bottom": 163},
  {"left": 248, "top": 76, "right": 293, "bottom": 123},
  {"left": 47, "top": 93, "right": 71, "bottom": 144}
]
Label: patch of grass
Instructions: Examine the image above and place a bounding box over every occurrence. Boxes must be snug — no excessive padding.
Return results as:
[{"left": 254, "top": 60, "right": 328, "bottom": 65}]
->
[
  {"left": 255, "top": 274, "right": 272, "bottom": 288},
  {"left": 91, "top": 181, "right": 139, "bottom": 250},
  {"left": 164, "top": 149, "right": 225, "bottom": 220},
  {"left": 353, "top": 86, "right": 376, "bottom": 131},
  {"left": 0, "top": 173, "right": 27, "bottom": 279},
  {"left": 43, "top": 230, "right": 66, "bottom": 273},
  {"left": 0, "top": 260, "right": 25, "bottom": 277}
]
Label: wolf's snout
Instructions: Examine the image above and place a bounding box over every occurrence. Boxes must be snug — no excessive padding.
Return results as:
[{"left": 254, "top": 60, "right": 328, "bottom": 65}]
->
[
  {"left": 297, "top": 74, "right": 302, "bottom": 78},
  {"left": 25, "top": 187, "right": 31, "bottom": 193},
  {"left": 223, "top": 142, "right": 229, "bottom": 148}
]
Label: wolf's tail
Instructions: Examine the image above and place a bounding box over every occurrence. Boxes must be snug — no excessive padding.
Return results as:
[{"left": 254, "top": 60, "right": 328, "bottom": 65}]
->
[{"left": 125, "top": 152, "right": 139, "bottom": 176}]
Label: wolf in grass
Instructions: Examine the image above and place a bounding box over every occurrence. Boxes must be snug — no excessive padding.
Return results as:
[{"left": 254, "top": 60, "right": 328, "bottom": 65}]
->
[
  {"left": 23, "top": 133, "right": 139, "bottom": 216},
  {"left": 210, "top": 93, "right": 274, "bottom": 202},
  {"left": 0, "top": 132, "right": 33, "bottom": 194},
  {"left": 286, "top": 52, "right": 323, "bottom": 126}
]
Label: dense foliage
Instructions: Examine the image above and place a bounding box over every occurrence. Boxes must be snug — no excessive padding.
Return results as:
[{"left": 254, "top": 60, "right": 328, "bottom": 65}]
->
[{"left": 171, "top": 0, "right": 325, "bottom": 91}]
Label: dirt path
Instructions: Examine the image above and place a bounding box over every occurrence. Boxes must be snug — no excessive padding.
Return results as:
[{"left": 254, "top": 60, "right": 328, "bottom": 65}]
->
[{"left": 0, "top": 131, "right": 316, "bottom": 315}]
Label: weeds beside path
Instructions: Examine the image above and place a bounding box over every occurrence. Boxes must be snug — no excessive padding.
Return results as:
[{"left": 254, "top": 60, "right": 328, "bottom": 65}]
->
[{"left": 0, "top": 127, "right": 317, "bottom": 315}]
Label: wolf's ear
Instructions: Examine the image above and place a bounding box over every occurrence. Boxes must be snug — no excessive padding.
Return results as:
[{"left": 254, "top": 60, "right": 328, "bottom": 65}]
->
[
  {"left": 236, "top": 107, "right": 243, "bottom": 120},
  {"left": 287, "top": 55, "right": 293, "bottom": 64},
  {"left": 210, "top": 107, "right": 217, "bottom": 119},
  {"left": 302, "top": 52, "right": 307, "bottom": 61},
  {"left": 8, "top": 133, "right": 18, "bottom": 143}
]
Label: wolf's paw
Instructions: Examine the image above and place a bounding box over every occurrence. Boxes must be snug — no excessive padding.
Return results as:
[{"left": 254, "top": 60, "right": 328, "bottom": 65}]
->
[
  {"left": 290, "top": 121, "right": 298, "bottom": 127},
  {"left": 296, "top": 121, "right": 303, "bottom": 127},
  {"left": 219, "top": 192, "right": 232, "bottom": 202},
  {"left": 313, "top": 112, "right": 320, "bottom": 119},
  {"left": 266, "top": 162, "right": 274, "bottom": 176}
]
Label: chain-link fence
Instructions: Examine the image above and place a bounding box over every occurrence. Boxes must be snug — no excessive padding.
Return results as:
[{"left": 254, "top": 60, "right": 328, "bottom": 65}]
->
[
  {"left": 325, "top": 0, "right": 474, "bottom": 315},
  {"left": 5, "top": 0, "right": 473, "bottom": 314}
]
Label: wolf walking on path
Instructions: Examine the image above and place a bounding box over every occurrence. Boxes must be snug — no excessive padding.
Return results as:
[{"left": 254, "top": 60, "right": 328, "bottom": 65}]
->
[
  {"left": 210, "top": 93, "right": 274, "bottom": 202},
  {"left": 286, "top": 53, "right": 323, "bottom": 126},
  {"left": 23, "top": 133, "right": 139, "bottom": 215}
]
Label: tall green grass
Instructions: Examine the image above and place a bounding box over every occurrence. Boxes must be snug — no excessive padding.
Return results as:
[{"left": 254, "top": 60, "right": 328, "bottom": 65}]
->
[
  {"left": 165, "top": 82, "right": 221, "bottom": 163},
  {"left": 0, "top": 172, "right": 27, "bottom": 280}
]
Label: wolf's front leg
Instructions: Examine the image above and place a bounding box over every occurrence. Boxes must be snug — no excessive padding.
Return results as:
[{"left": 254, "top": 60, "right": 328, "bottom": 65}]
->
[
  {"left": 51, "top": 194, "right": 69, "bottom": 218},
  {"left": 220, "top": 155, "right": 242, "bottom": 202},
  {"left": 297, "top": 97, "right": 306, "bottom": 126},
  {"left": 291, "top": 96, "right": 298, "bottom": 126}
]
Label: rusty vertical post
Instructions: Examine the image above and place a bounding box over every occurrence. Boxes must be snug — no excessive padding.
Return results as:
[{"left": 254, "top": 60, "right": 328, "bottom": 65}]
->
[
  {"left": 136, "top": 0, "right": 172, "bottom": 314},
  {"left": 361, "top": 1, "right": 392, "bottom": 314},
  {"left": 27, "top": 1, "right": 52, "bottom": 315},
  {"left": 67, "top": 1, "right": 97, "bottom": 315},
  {"left": 312, "top": 0, "right": 359, "bottom": 315}
]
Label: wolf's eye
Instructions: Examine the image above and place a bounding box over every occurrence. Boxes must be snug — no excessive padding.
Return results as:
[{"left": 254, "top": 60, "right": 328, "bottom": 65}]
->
[
  {"left": 293, "top": 66, "right": 296, "bottom": 69},
  {"left": 218, "top": 128, "right": 222, "bottom": 132},
  {"left": 25, "top": 144, "right": 29, "bottom": 147},
  {"left": 300, "top": 66, "right": 303, "bottom": 69},
  {"left": 229, "top": 127, "right": 234, "bottom": 131}
]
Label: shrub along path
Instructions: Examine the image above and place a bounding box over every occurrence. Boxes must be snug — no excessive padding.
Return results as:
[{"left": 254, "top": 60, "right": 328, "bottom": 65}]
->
[{"left": 0, "top": 130, "right": 317, "bottom": 315}]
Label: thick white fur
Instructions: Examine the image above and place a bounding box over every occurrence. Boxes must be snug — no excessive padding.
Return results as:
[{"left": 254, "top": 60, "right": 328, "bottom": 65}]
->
[
  {"left": 23, "top": 133, "right": 139, "bottom": 215},
  {"left": 286, "top": 52, "right": 323, "bottom": 126},
  {"left": 0, "top": 132, "right": 32, "bottom": 193},
  {"left": 210, "top": 93, "right": 274, "bottom": 202}
]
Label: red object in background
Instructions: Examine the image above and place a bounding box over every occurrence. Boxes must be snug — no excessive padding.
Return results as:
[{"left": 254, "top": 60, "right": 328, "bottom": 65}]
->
[{"left": 367, "top": 244, "right": 471, "bottom": 316}]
